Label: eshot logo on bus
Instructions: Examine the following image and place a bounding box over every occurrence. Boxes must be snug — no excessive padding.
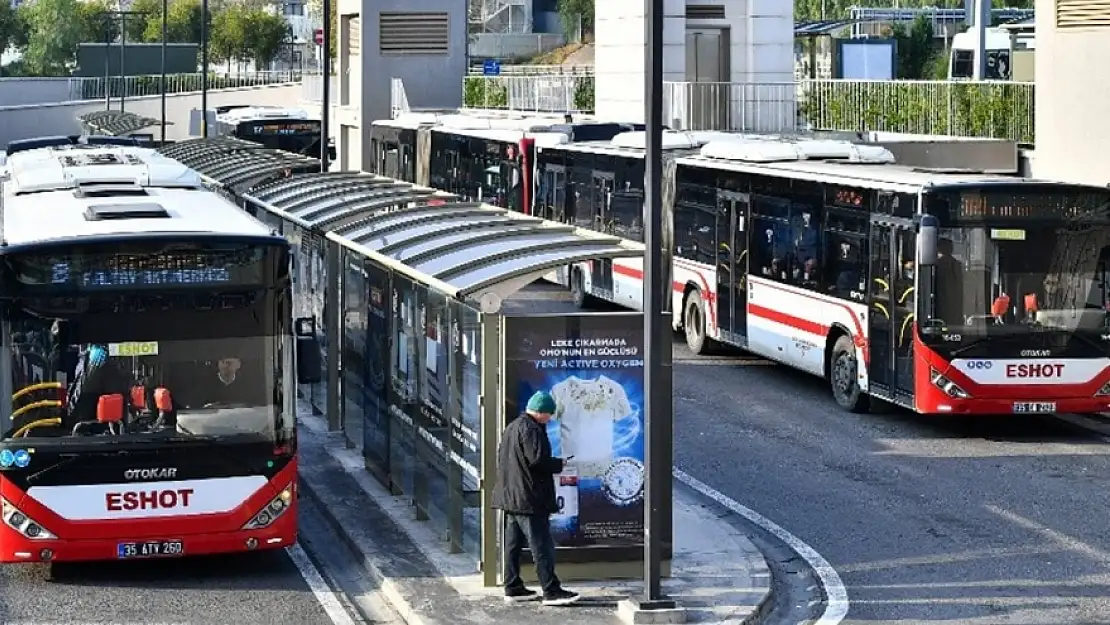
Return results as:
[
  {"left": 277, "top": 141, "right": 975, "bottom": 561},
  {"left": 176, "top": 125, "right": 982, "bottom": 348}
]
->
[
  {"left": 0, "top": 449, "right": 31, "bottom": 468},
  {"left": 108, "top": 342, "right": 159, "bottom": 357}
]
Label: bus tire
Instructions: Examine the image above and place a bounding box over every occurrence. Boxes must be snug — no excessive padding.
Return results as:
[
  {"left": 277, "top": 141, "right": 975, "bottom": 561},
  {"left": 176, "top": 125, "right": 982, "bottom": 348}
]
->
[
  {"left": 830, "top": 335, "right": 869, "bottom": 413},
  {"left": 570, "top": 267, "right": 589, "bottom": 309},
  {"left": 684, "top": 290, "right": 710, "bottom": 355}
]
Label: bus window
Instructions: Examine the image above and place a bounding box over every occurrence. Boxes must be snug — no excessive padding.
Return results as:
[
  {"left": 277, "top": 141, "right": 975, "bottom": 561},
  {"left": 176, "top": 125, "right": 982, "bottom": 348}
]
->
[{"left": 951, "top": 50, "right": 974, "bottom": 79}]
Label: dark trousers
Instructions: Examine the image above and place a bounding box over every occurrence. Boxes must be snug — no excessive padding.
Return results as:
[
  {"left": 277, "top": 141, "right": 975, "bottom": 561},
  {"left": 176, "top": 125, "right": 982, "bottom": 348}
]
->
[{"left": 503, "top": 512, "right": 560, "bottom": 594}]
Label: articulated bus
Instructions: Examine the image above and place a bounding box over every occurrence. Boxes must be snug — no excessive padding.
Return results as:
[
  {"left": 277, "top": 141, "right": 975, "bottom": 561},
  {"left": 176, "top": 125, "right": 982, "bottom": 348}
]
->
[
  {"left": 0, "top": 139, "right": 318, "bottom": 563},
  {"left": 367, "top": 113, "right": 636, "bottom": 212},
  {"left": 535, "top": 132, "right": 1110, "bottom": 416}
]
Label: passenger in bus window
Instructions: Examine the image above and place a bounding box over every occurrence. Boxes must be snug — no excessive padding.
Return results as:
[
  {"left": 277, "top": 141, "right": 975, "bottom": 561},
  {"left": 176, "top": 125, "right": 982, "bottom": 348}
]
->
[{"left": 795, "top": 258, "right": 821, "bottom": 287}]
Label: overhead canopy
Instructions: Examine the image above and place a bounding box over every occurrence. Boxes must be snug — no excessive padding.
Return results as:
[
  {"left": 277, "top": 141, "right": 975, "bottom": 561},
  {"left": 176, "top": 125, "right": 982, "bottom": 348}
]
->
[
  {"left": 241, "top": 172, "right": 644, "bottom": 306},
  {"left": 158, "top": 137, "right": 323, "bottom": 190},
  {"left": 78, "top": 110, "right": 167, "bottom": 136}
]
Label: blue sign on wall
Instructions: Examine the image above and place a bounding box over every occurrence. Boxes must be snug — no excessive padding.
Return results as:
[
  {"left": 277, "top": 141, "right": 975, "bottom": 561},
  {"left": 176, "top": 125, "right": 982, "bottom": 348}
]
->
[{"left": 482, "top": 59, "right": 501, "bottom": 76}]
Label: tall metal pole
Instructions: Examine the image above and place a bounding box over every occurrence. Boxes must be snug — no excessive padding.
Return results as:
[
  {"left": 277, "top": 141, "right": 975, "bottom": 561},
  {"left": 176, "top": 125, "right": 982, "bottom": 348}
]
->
[
  {"left": 201, "top": 0, "right": 210, "bottom": 137},
  {"left": 119, "top": 13, "right": 127, "bottom": 112},
  {"left": 161, "top": 0, "right": 168, "bottom": 143},
  {"left": 103, "top": 18, "right": 111, "bottom": 109},
  {"left": 641, "top": 0, "right": 670, "bottom": 607},
  {"left": 971, "top": 0, "right": 991, "bottom": 80},
  {"left": 320, "top": 0, "right": 331, "bottom": 170}
]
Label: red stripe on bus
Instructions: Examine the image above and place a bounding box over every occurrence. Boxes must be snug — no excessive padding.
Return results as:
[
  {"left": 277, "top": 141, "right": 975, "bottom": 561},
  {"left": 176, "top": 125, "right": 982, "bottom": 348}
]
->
[
  {"left": 609, "top": 262, "right": 718, "bottom": 325},
  {"left": 748, "top": 304, "right": 828, "bottom": 336}
]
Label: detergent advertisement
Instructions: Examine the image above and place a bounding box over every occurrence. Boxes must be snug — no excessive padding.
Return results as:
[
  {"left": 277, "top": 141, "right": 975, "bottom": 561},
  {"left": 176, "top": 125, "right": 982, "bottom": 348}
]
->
[{"left": 502, "top": 312, "right": 645, "bottom": 549}]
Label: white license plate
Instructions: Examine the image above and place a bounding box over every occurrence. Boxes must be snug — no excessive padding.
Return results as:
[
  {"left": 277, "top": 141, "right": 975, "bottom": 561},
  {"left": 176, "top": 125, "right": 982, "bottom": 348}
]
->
[
  {"left": 117, "top": 540, "right": 183, "bottom": 559},
  {"left": 1012, "top": 402, "right": 1057, "bottom": 414}
]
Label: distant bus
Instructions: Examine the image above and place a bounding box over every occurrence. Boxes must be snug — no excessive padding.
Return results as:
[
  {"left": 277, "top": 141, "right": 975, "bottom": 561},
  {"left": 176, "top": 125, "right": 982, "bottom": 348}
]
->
[
  {"left": 199, "top": 105, "right": 335, "bottom": 160},
  {"left": 949, "top": 28, "right": 1012, "bottom": 80}
]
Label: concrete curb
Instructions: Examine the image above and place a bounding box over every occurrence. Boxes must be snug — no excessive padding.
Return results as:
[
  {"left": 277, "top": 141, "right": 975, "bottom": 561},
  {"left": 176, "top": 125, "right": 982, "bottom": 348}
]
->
[{"left": 298, "top": 475, "right": 437, "bottom": 625}]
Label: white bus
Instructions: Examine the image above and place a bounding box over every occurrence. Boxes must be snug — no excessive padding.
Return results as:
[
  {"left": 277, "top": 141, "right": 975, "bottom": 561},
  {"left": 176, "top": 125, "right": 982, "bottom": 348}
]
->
[{"left": 535, "top": 131, "right": 1110, "bottom": 415}]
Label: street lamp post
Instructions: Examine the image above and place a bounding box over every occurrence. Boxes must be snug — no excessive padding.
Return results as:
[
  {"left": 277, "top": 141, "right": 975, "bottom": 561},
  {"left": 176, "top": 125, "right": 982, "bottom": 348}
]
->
[
  {"left": 99, "top": 11, "right": 151, "bottom": 113},
  {"left": 161, "top": 0, "right": 168, "bottom": 143},
  {"left": 320, "top": 0, "right": 331, "bottom": 170},
  {"left": 201, "top": 0, "right": 210, "bottom": 137}
]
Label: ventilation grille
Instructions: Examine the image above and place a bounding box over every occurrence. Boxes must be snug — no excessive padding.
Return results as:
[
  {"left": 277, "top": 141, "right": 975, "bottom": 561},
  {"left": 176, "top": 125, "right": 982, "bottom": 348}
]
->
[
  {"left": 59, "top": 152, "right": 144, "bottom": 168},
  {"left": 686, "top": 4, "right": 726, "bottom": 19},
  {"left": 348, "top": 16, "right": 361, "bottom": 56},
  {"left": 84, "top": 203, "right": 170, "bottom": 221},
  {"left": 379, "top": 12, "right": 449, "bottom": 55},
  {"left": 1056, "top": 0, "right": 1110, "bottom": 28}
]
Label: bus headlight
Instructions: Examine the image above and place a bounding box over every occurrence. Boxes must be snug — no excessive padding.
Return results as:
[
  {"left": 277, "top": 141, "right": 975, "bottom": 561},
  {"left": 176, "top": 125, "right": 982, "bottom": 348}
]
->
[
  {"left": 930, "top": 368, "right": 970, "bottom": 399},
  {"left": 241, "top": 485, "right": 294, "bottom": 530},
  {"left": 1, "top": 498, "right": 56, "bottom": 541},
  {"left": 1095, "top": 382, "right": 1110, "bottom": 397}
]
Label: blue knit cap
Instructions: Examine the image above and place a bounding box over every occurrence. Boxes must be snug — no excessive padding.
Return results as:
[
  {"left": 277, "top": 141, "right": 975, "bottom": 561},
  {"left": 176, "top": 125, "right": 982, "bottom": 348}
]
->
[{"left": 526, "top": 390, "right": 557, "bottom": 415}]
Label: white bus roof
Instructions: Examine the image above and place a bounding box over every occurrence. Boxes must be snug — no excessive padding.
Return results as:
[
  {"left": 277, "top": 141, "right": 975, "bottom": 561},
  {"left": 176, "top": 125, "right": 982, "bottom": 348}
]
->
[
  {"left": 0, "top": 144, "right": 273, "bottom": 248},
  {"left": 951, "top": 28, "right": 1012, "bottom": 50},
  {"left": 216, "top": 106, "right": 312, "bottom": 123},
  {"left": 376, "top": 111, "right": 573, "bottom": 131},
  {"left": 541, "top": 130, "right": 724, "bottom": 157}
]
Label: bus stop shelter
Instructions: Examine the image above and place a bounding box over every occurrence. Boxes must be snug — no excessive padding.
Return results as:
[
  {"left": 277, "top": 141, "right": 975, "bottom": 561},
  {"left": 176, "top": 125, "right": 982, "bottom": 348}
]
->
[
  {"left": 158, "top": 140, "right": 665, "bottom": 586},
  {"left": 159, "top": 137, "right": 323, "bottom": 192},
  {"left": 77, "top": 110, "right": 167, "bottom": 141}
]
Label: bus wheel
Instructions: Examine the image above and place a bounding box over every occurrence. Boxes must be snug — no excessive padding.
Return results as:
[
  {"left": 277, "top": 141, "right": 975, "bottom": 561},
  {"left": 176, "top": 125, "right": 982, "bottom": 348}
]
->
[
  {"left": 830, "top": 335, "right": 869, "bottom": 413},
  {"left": 570, "top": 268, "right": 589, "bottom": 308},
  {"left": 684, "top": 290, "right": 710, "bottom": 355}
]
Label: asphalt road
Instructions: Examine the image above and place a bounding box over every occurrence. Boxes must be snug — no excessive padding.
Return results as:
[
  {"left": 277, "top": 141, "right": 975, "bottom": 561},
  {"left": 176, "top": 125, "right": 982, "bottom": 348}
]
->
[
  {"left": 0, "top": 498, "right": 381, "bottom": 625},
  {"left": 672, "top": 340, "right": 1110, "bottom": 625}
]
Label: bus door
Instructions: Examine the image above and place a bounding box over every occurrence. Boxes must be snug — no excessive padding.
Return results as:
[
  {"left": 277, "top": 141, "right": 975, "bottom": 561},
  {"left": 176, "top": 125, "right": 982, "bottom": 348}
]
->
[
  {"left": 867, "top": 218, "right": 916, "bottom": 400},
  {"left": 499, "top": 158, "right": 523, "bottom": 213},
  {"left": 716, "top": 190, "right": 750, "bottom": 342},
  {"left": 538, "top": 163, "right": 567, "bottom": 222},
  {"left": 591, "top": 171, "right": 615, "bottom": 295}
]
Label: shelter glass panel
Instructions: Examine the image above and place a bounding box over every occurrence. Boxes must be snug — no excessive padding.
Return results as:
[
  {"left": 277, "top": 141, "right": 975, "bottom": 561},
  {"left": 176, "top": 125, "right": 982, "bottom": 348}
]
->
[
  {"left": 362, "top": 258, "right": 392, "bottom": 471},
  {"left": 449, "top": 301, "right": 482, "bottom": 557},
  {"left": 389, "top": 273, "right": 419, "bottom": 497},
  {"left": 413, "top": 284, "right": 450, "bottom": 530},
  {"left": 340, "top": 250, "right": 368, "bottom": 452}
]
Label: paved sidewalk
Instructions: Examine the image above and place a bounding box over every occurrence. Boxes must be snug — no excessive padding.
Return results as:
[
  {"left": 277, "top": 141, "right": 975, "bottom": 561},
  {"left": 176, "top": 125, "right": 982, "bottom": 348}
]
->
[{"left": 297, "top": 411, "right": 773, "bottom": 625}]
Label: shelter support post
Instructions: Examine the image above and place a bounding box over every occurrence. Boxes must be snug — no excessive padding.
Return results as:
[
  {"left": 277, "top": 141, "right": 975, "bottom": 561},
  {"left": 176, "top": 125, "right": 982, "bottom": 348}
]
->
[
  {"left": 325, "top": 240, "right": 341, "bottom": 431},
  {"left": 479, "top": 311, "right": 501, "bottom": 587}
]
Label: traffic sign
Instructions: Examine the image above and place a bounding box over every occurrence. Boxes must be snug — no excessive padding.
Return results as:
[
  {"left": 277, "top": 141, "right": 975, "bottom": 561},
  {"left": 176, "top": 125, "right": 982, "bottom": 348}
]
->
[
  {"left": 482, "top": 59, "right": 501, "bottom": 76},
  {"left": 314, "top": 28, "right": 324, "bottom": 46}
]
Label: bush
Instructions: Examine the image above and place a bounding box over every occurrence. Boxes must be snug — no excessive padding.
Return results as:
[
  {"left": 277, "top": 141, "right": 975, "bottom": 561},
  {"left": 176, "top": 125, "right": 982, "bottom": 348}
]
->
[
  {"left": 573, "top": 76, "right": 594, "bottom": 112},
  {"left": 798, "top": 80, "right": 1034, "bottom": 143},
  {"left": 463, "top": 76, "right": 508, "bottom": 108}
]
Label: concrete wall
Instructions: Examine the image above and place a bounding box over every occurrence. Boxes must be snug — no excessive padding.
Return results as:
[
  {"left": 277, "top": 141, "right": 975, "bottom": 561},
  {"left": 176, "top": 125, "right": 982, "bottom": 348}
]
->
[
  {"left": 1029, "top": 0, "right": 1110, "bottom": 185},
  {"left": 0, "top": 78, "right": 78, "bottom": 107},
  {"left": 594, "top": 0, "right": 794, "bottom": 126},
  {"left": 469, "top": 33, "right": 566, "bottom": 59},
  {"left": 335, "top": 0, "right": 467, "bottom": 171},
  {"left": 0, "top": 83, "right": 304, "bottom": 148}
]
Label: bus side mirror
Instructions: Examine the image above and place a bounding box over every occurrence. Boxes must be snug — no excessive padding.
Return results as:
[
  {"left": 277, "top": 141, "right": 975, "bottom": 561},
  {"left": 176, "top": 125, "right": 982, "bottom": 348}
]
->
[
  {"left": 294, "top": 317, "right": 316, "bottom": 338},
  {"left": 917, "top": 215, "right": 939, "bottom": 266},
  {"left": 296, "top": 333, "right": 322, "bottom": 385}
]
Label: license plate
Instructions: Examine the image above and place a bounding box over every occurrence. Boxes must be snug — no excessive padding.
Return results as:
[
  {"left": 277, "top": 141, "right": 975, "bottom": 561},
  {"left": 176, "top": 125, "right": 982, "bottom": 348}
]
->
[
  {"left": 117, "top": 540, "right": 183, "bottom": 559},
  {"left": 1012, "top": 402, "right": 1057, "bottom": 414}
]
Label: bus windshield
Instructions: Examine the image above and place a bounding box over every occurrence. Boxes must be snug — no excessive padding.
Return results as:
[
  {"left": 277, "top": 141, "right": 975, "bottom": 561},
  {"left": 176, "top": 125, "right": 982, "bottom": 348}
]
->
[
  {"left": 920, "top": 194, "right": 1110, "bottom": 359},
  {"left": 0, "top": 242, "right": 291, "bottom": 444}
]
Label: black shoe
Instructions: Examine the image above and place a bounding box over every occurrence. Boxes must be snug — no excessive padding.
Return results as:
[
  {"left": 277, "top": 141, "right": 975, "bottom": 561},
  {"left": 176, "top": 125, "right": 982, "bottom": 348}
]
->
[
  {"left": 504, "top": 587, "right": 540, "bottom": 603},
  {"left": 542, "top": 589, "right": 580, "bottom": 606}
]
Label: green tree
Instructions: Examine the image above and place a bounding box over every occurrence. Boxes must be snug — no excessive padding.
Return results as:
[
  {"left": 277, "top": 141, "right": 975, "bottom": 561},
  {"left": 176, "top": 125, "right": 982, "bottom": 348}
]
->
[
  {"left": 556, "top": 0, "right": 592, "bottom": 38},
  {"left": 243, "top": 8, "right": 287, "bottom": 69},
  {"left": 125, "top": 0, "right": 160, "bottom": 42},
  {"left": 144, "top": 0, "right": 203, "bottom": 43},
  {"left": 19, "top": 0, "right": 87, "bottom": 75},
  {"left": 209, "top": 3, "right": 249, "bottom": 68},
  {"left": 76, "top": 0, "right": 119, "bottom": 44},
  {"left": 0, "top": 1, "right": 23, "bottom": 57},
  {"left": 891, "top": 14, "right": 936, "bottom": 79}
]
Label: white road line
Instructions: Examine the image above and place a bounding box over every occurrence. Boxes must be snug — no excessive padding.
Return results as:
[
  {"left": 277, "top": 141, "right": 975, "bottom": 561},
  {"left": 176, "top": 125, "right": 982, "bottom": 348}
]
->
[
  {"left": 673, "top": 468, "right": 850, "bottom": 625},
  {"left": 287, "top": 543, "right": 360, "bottom": 625}
]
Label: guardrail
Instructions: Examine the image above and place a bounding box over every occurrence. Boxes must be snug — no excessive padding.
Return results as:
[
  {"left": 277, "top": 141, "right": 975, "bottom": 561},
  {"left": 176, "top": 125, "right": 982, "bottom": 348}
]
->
[
  {"left": 459, "top": 76, "right": 1035, "bottom": 142},
  {"left": 70, "top": 71, "right": 306, "bottom": 102},
  {"left": 466, "top": 64, "right": 593, "bottom": 75}
]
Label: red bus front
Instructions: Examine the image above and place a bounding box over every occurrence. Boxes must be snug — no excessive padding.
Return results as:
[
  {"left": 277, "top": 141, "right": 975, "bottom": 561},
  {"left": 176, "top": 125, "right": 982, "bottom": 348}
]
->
[
  {"left": 0, "top": 236, "right": 303, "bottom": 563},
  {"left": 909, "top": 186, "right": 1110, "bottom": 416}
]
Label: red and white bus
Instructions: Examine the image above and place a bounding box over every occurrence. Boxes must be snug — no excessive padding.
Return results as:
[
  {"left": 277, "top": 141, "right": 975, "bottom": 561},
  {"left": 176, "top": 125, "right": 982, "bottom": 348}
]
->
[
  {"left": 367, "top": 112, "right": 637, "bottom": 212},
  {"left": 535, "top": 131, "right": 1110, "bottom": 415},
  {"left": 0, "top": 139, "right": 317, "bottom": 562}
]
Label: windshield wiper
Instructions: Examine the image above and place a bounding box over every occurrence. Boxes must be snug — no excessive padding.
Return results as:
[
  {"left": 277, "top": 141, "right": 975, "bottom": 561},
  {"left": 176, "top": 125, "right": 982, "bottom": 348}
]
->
[{"left": 948, "top": 332, "right": 1028, "bottom": 357}]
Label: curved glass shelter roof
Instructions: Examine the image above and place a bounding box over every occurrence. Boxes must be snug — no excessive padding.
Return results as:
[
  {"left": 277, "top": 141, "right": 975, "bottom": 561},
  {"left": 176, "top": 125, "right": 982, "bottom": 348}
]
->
[
  {"left": 157, "top": 138, "right": 322, "bottom": 189},
  {"left": 241, "top": 173, "right": 643, "bottom": 306}
]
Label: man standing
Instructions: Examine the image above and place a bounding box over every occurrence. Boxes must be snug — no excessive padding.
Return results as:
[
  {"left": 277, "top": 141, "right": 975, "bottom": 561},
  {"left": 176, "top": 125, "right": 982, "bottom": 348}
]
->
[{"left": 492, "top": 390, "right": 580, "bottom": 606}]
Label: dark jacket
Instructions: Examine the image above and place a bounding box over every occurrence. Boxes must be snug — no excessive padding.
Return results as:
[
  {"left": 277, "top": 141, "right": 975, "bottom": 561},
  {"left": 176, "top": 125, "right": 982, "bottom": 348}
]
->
[{"left": 491, "top": 413, "right": 564, "bottom": 515}]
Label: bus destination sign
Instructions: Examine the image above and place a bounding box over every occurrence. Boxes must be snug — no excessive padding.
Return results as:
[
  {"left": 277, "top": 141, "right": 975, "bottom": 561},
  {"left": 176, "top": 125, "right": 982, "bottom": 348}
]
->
[
  {"left": 956, "top": 190, "right": 1110, "bottom": 221},
  {"left": 248, "top": 121, "right": 320, "bottom": 136}
]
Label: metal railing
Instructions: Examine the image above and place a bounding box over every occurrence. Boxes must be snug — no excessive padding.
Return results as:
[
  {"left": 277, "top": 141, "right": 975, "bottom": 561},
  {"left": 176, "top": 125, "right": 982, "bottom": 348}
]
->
[
  {"left": 459, "top": 75, "right": 1036, "bottom": 142},
  {"left": 466, "top": 64, "right": 594, "bottom": 75},
  {"left": 68, "top": 71, "right": 305, "bottom": 102},
  {"left": 462, "top": 74, "right": 593, "bottom": 113}
]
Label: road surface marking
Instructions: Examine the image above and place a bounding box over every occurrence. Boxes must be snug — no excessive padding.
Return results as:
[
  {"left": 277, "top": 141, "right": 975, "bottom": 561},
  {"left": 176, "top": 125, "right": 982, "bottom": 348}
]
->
[
  {"left": 673, "top": 468, "right": 849, "bottom": 625},
  {"left": 287, "top": 542, "right": 360, "bottom": 625}
]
